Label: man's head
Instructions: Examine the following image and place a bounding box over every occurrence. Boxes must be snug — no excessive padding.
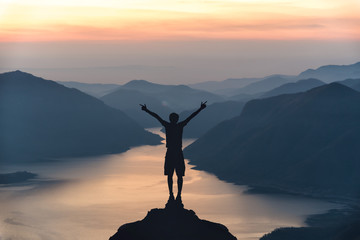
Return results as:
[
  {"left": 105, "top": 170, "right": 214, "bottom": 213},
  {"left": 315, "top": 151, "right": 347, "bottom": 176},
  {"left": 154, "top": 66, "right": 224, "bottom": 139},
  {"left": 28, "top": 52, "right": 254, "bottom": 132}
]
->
[{"left": 169, "top": 113, "right": 179, "bottom": 123}]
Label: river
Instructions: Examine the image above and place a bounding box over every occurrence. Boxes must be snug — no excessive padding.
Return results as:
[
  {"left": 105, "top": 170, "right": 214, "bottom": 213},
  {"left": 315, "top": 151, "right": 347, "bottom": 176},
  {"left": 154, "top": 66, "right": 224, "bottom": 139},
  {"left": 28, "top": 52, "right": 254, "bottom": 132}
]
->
[{"left": 0, "top": 129, "right": 341, "bottom": 240}]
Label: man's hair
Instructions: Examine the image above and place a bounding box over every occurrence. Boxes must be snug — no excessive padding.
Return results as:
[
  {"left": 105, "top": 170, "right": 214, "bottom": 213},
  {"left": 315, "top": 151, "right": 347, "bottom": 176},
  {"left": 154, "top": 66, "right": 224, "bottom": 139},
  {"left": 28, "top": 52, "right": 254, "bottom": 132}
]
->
[{"left": 169, "top": 113, "right": 179, "bottom": 123}]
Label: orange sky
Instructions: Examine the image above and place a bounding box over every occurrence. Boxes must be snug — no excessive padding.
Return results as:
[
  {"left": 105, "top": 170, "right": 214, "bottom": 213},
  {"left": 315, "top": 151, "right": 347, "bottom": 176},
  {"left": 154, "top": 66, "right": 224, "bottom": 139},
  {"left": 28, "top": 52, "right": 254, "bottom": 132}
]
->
[
  {"left": 1, "top": 0, "right": 359, "bottom": 42},
  {"left": 1, "top": 0, "right": 359, "bottom": 84}
]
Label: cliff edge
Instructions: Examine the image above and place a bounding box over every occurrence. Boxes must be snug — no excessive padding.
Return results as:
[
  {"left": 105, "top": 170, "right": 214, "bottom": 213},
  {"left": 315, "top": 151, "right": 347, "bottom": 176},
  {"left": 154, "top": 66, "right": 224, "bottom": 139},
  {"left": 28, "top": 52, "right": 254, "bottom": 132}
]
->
[{"left": 109, "top": 199, "right": 237, "bottom": 240}]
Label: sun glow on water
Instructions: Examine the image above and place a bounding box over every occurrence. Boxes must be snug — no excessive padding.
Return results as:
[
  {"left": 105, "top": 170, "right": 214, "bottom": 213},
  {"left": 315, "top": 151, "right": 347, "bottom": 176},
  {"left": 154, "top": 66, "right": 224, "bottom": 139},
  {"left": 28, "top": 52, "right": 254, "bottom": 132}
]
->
[{"left": 0, "top": 131, "right": 342, "bottom": 240}]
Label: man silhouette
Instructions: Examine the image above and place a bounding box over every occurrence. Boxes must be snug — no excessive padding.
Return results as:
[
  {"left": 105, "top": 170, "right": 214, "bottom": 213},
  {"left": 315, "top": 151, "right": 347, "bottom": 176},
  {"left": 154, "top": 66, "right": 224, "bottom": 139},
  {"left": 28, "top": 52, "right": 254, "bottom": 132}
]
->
[{"left": 140, "top": 102, "right": 207, "bottom": 201}]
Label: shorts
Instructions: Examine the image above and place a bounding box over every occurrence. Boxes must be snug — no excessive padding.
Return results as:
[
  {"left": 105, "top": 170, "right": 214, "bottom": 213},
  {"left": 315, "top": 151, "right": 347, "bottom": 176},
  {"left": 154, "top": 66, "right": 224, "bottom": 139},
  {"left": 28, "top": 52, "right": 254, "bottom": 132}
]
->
[{"left": 164, "top": 148, "right": 185, "bottom": 176}]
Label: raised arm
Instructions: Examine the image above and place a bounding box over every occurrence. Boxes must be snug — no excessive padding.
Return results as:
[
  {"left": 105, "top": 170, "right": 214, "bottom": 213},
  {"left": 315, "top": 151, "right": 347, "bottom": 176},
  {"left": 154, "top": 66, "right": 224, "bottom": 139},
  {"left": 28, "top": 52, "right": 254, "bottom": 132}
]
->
[
  {"left": 140, "top": 104, "right": 166, "bottom": 125},
  {"left": 182, "top": 101, "right": 207, "bottom": 126}
]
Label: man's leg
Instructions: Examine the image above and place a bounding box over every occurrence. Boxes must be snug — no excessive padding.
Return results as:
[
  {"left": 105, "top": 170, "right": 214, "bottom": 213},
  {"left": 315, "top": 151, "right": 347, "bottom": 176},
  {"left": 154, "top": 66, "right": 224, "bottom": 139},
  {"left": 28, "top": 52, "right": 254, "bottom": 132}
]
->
[
  {"left": 177, "top": 176, "right": 183, "bottom": 198},
  {"left": 176, "top": 153, "right": 185, "bottom": 199},
  {"left": 167, "top": 170, "right": 174, "bottom": 198}
]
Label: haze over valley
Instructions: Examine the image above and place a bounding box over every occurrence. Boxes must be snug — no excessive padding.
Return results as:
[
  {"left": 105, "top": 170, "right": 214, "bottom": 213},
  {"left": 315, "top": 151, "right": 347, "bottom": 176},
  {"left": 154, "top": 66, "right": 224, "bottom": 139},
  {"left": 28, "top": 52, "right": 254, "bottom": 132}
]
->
[
  {"left": 1, "top": 61, "right": 360, "bottom": 240},
  {"left": 2, "top": 0, "right": 360, "bottom": 238}
]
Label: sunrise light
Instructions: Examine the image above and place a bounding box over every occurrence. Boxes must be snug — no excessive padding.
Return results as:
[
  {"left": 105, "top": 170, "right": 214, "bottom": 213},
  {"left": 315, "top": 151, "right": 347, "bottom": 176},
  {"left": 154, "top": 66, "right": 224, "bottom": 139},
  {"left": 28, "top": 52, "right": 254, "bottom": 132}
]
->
[{"left": 1, "top": 0, "right": 359, "bottom": 42}]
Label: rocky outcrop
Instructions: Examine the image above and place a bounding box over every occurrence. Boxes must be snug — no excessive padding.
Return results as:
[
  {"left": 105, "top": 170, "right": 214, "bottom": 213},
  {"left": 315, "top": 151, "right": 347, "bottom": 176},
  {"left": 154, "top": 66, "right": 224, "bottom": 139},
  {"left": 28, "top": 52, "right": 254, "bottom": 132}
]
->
[{"left": 109, "top": 199, "right": 237, "bottom": 240}]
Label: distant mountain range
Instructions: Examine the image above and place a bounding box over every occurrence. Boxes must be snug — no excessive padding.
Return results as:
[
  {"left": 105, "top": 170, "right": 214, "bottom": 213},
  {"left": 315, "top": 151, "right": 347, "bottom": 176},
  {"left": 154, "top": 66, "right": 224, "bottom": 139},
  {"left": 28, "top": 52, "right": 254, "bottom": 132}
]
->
[
  {"left": 189, "top": 77, "right": 262, "bottom": 94},
  {"left": 299, "top": 62, "right": 360, "bottom": 82},
  {"left": 119, "top": 80, "right": 225, "bottom": 111},
  {"left": 189, "top": 61, "right": 360, "bottom": 96},
  {"left": 54, "top": 62, "right": 360, "bottom": 137},
  {"left": 179, "top": 101, "right": 245, "bottom": 138},
  {"left": 229, "top": 77, "right": 360, "bottom": 102},
  {"left": 0, "top": 71, "right": 161, "bottom": 163},
  {"left": 260, "top": 78, "right": 325, "bottom": 98},
  {"left": 55, "top": 62, "right": 360, "bottom": 99},
  {"left": 56, "top": 62, "right": 360, "bottom": 102},
  {"left": 101, "top": 80, "right": 225, "bottom": 128},
  {"left": 184, "top": 83, "right": 360, "bottom": 199},
  {"left": 58, "top": 81, "right": 120, "bottom": 97},
  {"left": 121, "top": 79, "right": 174, "bottom": 94},
  {"left": 101, "top": 80, "right": 245, "bottom": 133},
  {"left": 101, "top": 87, "right": 174, "bottom": 127},
  {"left": 231, "top": 75, "right": 297, "bottom": 95}
]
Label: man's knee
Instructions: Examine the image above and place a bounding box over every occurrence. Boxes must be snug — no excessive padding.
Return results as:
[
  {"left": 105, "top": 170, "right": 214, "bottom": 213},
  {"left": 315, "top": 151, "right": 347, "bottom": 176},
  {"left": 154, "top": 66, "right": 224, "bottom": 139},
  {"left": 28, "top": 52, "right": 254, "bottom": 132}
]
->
[{"left": 167, "top": 168, "right": 174, "bottom": 177}]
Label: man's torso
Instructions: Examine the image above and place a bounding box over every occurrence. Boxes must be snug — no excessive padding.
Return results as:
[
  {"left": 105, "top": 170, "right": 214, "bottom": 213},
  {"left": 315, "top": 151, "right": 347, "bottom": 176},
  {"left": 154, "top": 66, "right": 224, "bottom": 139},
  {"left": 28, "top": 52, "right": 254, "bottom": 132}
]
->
[{"left": 164, "top": 122, "right": 185, "bottom": 149}]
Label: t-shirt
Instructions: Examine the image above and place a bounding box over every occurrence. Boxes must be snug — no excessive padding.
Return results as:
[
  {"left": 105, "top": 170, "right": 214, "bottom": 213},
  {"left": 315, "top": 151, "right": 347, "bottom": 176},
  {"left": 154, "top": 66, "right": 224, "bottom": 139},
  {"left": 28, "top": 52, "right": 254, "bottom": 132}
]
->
[{"left": 162, "top": 121, "right": 187, "bottom": 149}]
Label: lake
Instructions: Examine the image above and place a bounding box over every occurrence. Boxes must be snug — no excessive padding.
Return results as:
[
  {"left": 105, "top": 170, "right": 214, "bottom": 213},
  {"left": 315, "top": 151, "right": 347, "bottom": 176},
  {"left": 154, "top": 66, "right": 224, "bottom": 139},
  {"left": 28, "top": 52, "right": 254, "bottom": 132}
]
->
[{"left": 0, "top": 129, "right": 341, "bottom": 240}]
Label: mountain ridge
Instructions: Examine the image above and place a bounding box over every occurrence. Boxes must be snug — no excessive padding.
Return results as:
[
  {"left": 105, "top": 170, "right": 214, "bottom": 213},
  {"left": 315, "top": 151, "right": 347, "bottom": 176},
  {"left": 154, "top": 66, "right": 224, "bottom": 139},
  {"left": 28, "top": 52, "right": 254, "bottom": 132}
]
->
[
  {"left": 260, "top": 78, "right": 325, "bottom": 98},
  {"left": 0, "top": 71, "right": 161, "bottom": 163},
  {"left": 299, "top": 62, "right": 360, "bottom": 82},
  {"left": 101, "top": 79, "right": 225, "bottom": 127},
  {"left": 184, "top": 83, "right": 360, "bottom": 199},
  {"left": 58, "top": 81, "right": 120, "bottom": 97}
]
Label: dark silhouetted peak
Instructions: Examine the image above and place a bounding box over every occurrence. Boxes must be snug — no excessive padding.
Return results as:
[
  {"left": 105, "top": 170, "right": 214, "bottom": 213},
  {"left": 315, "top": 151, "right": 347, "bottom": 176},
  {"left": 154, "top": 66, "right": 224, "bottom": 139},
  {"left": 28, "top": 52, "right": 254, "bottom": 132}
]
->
[
  {"left": 123, "top": 79, "right": 154, "bottom": 87},
  {"left": 1, "top": 71, "right": 161, "bottom": 162},
  {"left": 0, "top": 70, "right": 103, "bottom": 107},
  {"left": 0, "top": 70, "right": 67, "bottom": 92},
  {"left": 242, "top": 82, "right": 360, "bottom": 121},
  {"left": 337, "top": 78, "right": 360, "bottom": 92},
  {"left": 306, "top": 82, "right": 360, "bottom": 98},
  {"left": 105, "top": 79, "right": 224, "bottom": 114},
  {"left": 185, "top": 81, "right": 360, "bottom": 199},
  {"left": 122, "top": 79, "right": 170, "bottom": 90},
  {"left": 109, "top": 204, "right": 237, "bottom": 240},
  {"left": 1, "top": 70, "right": 45, "bottom": 82},
  {"left": 120, "top": 79, "right": 173, "bottom": 94},
  {"left": 339, "top": 78, "right": 360, "bottom": 86},
  {"left": 6, "top": 70, "right": 30, "bottom": 75}
]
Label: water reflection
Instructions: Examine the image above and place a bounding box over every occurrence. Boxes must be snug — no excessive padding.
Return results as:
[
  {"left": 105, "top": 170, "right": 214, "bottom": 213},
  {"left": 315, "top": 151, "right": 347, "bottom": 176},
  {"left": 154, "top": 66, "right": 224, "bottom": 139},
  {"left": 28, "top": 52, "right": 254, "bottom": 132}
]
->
[{"left": 0, "top": 129, "right": 341, "bottom": 240}]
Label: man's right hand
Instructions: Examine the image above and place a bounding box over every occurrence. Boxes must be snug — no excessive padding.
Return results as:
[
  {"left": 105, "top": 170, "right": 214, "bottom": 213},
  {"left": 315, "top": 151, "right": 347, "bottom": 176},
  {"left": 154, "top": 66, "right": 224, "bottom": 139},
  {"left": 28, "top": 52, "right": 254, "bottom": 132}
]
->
[
  {"left": 140, "top": 104, "right": 147, "bottom": 111},
  {"left": 200, "top": 101, "right": 207, "bottom": 110}
]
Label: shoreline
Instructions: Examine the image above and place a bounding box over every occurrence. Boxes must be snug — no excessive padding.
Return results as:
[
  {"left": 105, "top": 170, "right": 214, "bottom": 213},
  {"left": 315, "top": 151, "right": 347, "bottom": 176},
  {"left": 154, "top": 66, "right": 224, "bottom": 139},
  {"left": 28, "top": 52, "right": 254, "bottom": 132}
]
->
[
  {"left": 3, "top": 143, "right": 354, "bottom": 240},
  {"left": 188, "top": 163, "right": 359, "bottom": 205},
  {"left": 260, "top": 206, "right": 360, "bottom": 240},
  {"left": 188, "top": 162, "right": 360, "bottom": 239}
]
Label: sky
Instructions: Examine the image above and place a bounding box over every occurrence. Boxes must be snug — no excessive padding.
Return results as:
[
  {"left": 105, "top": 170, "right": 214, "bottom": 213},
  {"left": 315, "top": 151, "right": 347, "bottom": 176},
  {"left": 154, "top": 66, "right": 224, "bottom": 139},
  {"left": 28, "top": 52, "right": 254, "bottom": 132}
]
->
[{"left": 0, "top": 0, "right": 359, "bottom": 84}]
